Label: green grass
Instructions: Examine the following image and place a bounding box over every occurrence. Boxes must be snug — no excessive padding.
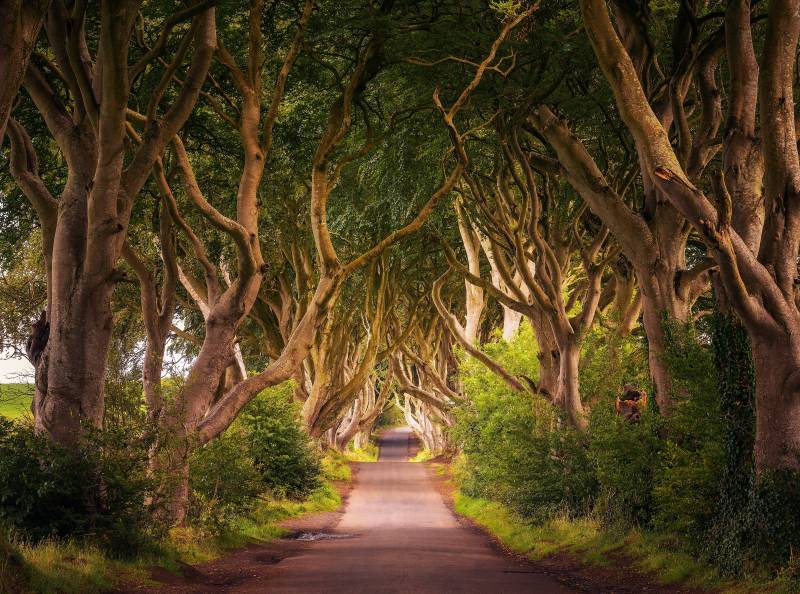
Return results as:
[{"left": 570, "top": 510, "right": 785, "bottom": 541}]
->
[
  {"left": 13, "top": 539, "right": 145, "bottom": 594},
  {"left": 451, "top": 480, "right": 786, "bottom": 594},
  {"left": 321, "top": 450, "right": 353, "bottom": 481},
  {"left": 409, "top": 448, "right": 435, "bottom": 462},
  {"left": 0, "top": 384, "right": 33, "bottom": 419},
  {"left": 161, "top": 480, "right": 342, "bottom": 566},
  {"left": 344, "top": 442, "right": 379, "bottom": 462},
  {"left": 5, "top": 476, "right": 346, "bottom": 593}
]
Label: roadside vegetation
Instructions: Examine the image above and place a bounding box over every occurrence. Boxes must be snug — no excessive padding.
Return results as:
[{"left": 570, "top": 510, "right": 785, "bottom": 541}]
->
[
  {"left": 0, "top": 383, "right": 349, "bottom": 593},
  {"left": 452, "top": 493, "right": 781, "bottom": 594},
  {"left": 444, "top": 320, "right": 799, "bottom": 593},
  {"left": 409, "top": 449, "right": 436, "bottom": 463},
  {"left": 2, "top": 0, "right": 800, "bottom": 592}
]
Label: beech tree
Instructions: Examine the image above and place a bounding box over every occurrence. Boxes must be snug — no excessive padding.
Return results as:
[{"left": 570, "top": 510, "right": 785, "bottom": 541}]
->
[
  {"left": 0, "top": 1, "right": 50, "bottom": 144},
  {"left": 112, "top": 0, "right": 525, "bottom": 521},
  {"left": 432, "top": 116, "right": 617, "bottom": 428},
  {"left": 515, "top": 4, "right": 721, "bottom": 412},
  {"left": 575, "top": 0, "right": 800, "bottom": 473},
  {"left": 7, "top": 1, "right": 216, "bottom": 445}
]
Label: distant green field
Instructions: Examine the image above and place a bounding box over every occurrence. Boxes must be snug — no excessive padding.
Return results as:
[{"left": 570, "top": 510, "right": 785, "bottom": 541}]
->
[{"left": 0, "top": 383, "right": 34, "bottom": 419}]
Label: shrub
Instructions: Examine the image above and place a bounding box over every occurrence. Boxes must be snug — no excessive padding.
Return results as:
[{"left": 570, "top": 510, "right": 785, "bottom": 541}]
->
[
  {"left": 451, "top": 325, "right": 596, "bottom": 520},
  {"left": 187, "top": 382, "right": 322, "bottom": 533},
  {"left": 375, "top": 403, "right": 404, "bottom": 429},
  {"left": 707, "top": 312, "right": 757, "bottom": 574},
  {"left": 0, "top": 418, "right": 156, "bottom": 556},
  {"left": 239, "top": 383, "right": 322, "bottom": 500},
  {"left": 652, "top": 319, "right": 724, "bottom": 541},
  {"left": 450, "top": 312, "right": 800, "bottom": 583},
  {"left": 188, "top": 429, "right": 264, "bottom": 533},
  {"left": 752, "top": 469, "right": 800, "bottom": 569},
  {"left": 579, "top": 324, "right": 649, "bottom": 406},
  {"left": 587, "top": 402, "right": 662, "bottom": 527}
]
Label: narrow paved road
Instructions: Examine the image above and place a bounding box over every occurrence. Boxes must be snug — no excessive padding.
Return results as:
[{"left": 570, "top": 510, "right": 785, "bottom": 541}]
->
[{"left": 257, "top": 428, "right": 574, "bottom": 593}]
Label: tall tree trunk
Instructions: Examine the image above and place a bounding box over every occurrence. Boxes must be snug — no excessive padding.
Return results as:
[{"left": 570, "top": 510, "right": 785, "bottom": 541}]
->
[
  {"left": 501, "top": 307, "right": 523, "bottom": 342},
  {"left": 0, "top": 0, "right": 50, "bottom": 144},
  {"left": 456, "top": 203, "right": 484, "bottom": 345},
  {"left": 750, "top": 334, "right": 800, "bottom": 471},
  {"left": 529, "top": 308, "right": 558, "bottom": 396},
  {"left": 11, "top": 3, "right": 216, "bottom": 448},
  {"left": 354, "top": 430, "right": 371, "bottom": 450},
  {"left": 151, "top": 404, "right": 192, "bottom": 526},
  {"left": 555, "top": 338, "right": 584, "bottom": 429},
  {"left": 530, "top": 106, "right": 706, "bottom": 413},
  {"left": 33, "top": 169, "right": 111, "bottom": 445},
  {"left": 709, "top": 307, "right": 756, "bottom": 572},
  {"left": 639, "top": 275, "right": 692, "bottom": 412},
  {"left": 35, "top": 283, "right": 113, "bottom": 443}
]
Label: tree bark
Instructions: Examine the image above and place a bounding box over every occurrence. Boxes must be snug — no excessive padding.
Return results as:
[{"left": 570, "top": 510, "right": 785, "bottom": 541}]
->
[
  {"left": 10, "top": 3, "right": 216, "bottom": 447},
  {"left": 555, "top": 338, "right": 584, "bottom": 429},
  {"left": 456, "top": 203, "right": 484, "bottom": 345},
  {"left": 529, "top": 308, "right": 558, "bottom": 396},
  {"left": 530, "top": 106, "right": 706, "bottom": 412},
  {"left": 0, "top": 0, "right": 50, "bottom": 144},
  {"left": 749, "top": 334, "right": 800, "bottom": 471},
  {"left": 578, "top": 0, "right": 800, "bottom": 471}
]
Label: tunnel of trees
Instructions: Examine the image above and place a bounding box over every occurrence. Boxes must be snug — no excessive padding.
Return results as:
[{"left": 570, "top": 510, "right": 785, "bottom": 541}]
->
[{"left": 1, "top": 0, "right": 800, "bottom": 590}]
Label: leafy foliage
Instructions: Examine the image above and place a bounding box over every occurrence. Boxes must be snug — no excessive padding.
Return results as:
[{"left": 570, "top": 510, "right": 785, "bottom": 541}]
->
[
  {"left": 451, "top": 315, "right": 799, "bottom": 579},
  {"left": 188, "top": 428, "right": 265, "bottom": 533},
  {"left": 587, "top": 403, "right": 662, "bottom": 527},
  {"left": 0, "top": 418, "right": 157, "bottom": 557},
  {"left": 452, "top": 324, "right": 597, "bottom": 520},
  {"left": 652, "top": 320, "right": 724, "bottom": 540},
  {"left": 239, "top": 382, "right": 322, "bottom": 499},
  {"left": 189, "top": 383, "right": 322, "bottom": 533}
]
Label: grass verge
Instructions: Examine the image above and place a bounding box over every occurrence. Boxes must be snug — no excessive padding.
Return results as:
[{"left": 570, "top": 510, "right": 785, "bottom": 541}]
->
[
  {"left": 409, "top": 448, "right": 435, "bottom": 462},
  {"left": 344, "top": 443, "right": 379, "bottom": 462},
  {"left": 443, "top": 464, "right": 789, "bottom": 594},
  {"left": 4, "top": 453, "right": 349, "bottom": 594}
]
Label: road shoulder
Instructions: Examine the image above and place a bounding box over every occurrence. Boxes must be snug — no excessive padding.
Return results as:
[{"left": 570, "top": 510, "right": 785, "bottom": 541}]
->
[
  {"left": 118, "top": 473, "right": 356, "bottom": 594},
  {"left": 424, "top": 460, "right": 711, "bottom": 594}
]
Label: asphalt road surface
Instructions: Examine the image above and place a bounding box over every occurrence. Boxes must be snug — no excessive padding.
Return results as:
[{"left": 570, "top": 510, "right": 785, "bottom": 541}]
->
[{"left": 259, "top": 427, "right": 574, "bottom": 593}]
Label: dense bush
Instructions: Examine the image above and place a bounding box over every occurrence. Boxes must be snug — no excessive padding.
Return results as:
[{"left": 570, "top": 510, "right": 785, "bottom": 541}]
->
[
  {"left": 587, "top": 403, "right": 662, "bottom": 527},
  {"left": 188, "top": 427, "right": 265, "bottom": 532},
  {"left": 239, "top": 382, "right": 322, "bottom": 499},
  {"left": 753, "top": 470, "right": 800, "bottom": 567},
  {"left": 188, "top": 382, "right": 322, "bottom": 532},
  {"left": 375, "top": 402, "right": 405, "bottom": 429},
  {"left": 0, "top": 381, "right": 325, "bottom": 547},
  {"left": 452, "top": 313, "right": 800, "bottom": 581},
  {"left": 0, "top": 418, "right": 157, "bottom": 556},
  {"left": 579, "top": 325, "right": 649, "bottom": 405},
  {"left": 653, "top": 320, "right": 724, "bottom": 541},
  {"left": 452, "top": 323, "right": 597, "bottom": 520}
]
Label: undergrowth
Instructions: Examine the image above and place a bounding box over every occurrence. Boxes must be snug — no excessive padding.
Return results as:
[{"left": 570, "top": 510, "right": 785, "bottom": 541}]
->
[
  {"left": 449, "top": 317, "right": 799, "bottom": 591},
  {"left": 452, "top": 488, "right": 786, "bottom": 594},
  {"left": 5, "top": 462, "right": 345, "bottom": 594},
  {"left": 410, "top": 448, "right": 435, "bottom": 462},
  {"left": 344, "top": 442, "right": 379, "bottom": 462}
]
